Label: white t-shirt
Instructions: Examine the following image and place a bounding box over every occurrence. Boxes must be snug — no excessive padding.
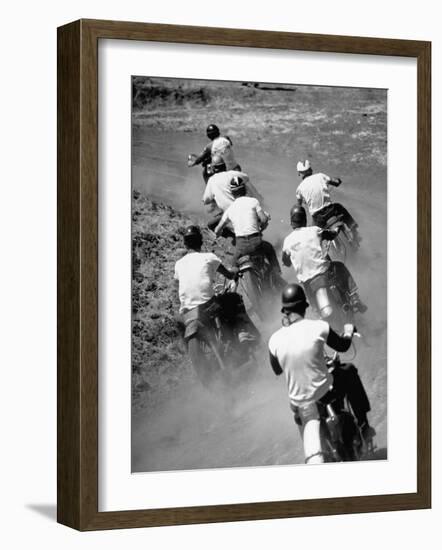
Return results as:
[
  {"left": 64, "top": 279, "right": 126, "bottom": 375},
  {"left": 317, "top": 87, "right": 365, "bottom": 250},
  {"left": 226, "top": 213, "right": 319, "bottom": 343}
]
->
[
  {"left": 174, "top": 252, "right": 221, "bottom": 313},
  {"left": 268, "top": 317, "right": 332, "bottom": 407},
  {"left": 282, "top": 226, "right": 330, "bottom": 283},
  {"left": 296, "top": 172, "right": 332, "bottom": 215},
  {"left": 203, "top": 170, "right": 250, "bottom": 212},
  {"left": 211, "top": 136, "right": 238, "bottom": 170},
  {"left": 220, "top": 196, "right": 263, "bottom": 237}
]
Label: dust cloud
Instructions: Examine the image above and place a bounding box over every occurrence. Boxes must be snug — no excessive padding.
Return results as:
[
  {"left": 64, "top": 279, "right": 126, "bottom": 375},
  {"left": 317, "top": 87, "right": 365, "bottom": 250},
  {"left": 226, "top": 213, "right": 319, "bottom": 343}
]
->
[{"left": 131, "top": 127, "right": 387, "bottom": 472}]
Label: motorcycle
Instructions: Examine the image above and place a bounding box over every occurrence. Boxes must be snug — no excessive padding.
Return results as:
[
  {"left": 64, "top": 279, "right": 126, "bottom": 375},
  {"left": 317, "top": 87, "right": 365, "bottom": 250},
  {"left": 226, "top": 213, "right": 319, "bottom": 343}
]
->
[
  {"left": 183, "top": 281, "right": 260, "bottom": 387},
  {"left": 322, "top": 214, "right": 361, "bottom": 262},
  {"left": 187, "top": 153, "right": 214, "bottom": 184},
  {"left": 318, "top": 353, "right": 375, "bottom": 462},
  {"left": 237, "top": 247, "right": 286, "bottom": 323},
  {"left": 305, "top": 264, "right": 354, "bottom": 332}
]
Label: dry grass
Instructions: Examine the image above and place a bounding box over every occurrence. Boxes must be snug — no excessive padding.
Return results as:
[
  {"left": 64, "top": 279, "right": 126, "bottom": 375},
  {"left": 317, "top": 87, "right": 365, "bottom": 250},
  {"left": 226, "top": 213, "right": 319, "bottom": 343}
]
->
[{"left": 132, "top": 77, "right": 387, "bottom": 170}]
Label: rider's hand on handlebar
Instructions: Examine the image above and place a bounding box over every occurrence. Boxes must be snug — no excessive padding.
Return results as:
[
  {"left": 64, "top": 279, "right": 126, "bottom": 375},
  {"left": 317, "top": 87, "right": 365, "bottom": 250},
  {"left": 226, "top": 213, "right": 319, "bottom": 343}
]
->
[{"left": 343, "top": 323, "right": 356, "bottom": 339}]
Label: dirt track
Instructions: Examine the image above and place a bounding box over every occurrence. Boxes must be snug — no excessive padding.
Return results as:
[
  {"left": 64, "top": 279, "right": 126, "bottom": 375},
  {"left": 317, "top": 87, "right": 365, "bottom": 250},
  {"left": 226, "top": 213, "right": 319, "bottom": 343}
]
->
[{"left": 131, "top": 125, "right": 387, "bottom": 472}]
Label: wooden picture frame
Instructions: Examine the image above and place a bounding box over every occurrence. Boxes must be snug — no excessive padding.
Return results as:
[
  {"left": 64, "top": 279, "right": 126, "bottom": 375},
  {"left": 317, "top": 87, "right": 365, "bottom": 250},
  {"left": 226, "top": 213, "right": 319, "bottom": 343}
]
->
[{"left": 57, "top": 18, "right": 431, "bottom": 531}]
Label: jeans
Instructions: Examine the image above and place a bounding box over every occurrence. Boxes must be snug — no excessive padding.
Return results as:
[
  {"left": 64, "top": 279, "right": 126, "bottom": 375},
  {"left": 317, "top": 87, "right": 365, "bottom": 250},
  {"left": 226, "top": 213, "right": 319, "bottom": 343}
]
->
[
  {"left": 305, "top": 261, "right": 358, "bottom": 302},
  {"left": 312, "top": 202, "right": 357, "bottom": 230},
  {"left": 233, "top": 233, "right": 263, "bottom": 264},
  {"left": 233, "top": 234, "right": 282, "bottom": 275}
]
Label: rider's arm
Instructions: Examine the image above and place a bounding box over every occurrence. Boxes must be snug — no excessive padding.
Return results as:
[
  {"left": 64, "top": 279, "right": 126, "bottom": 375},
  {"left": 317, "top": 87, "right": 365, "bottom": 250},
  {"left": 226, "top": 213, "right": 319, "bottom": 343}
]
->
[
  {"left": 326, "top": 327, "right": 352, "bottom": 352},
  {"left": 328, "top": 177, "right": 342, "bottom": 187},
  {"left": 202, "top": 181, "right": 214, "bottom": 205},
  {"left": 191, "top": 144, "right": 211, "bottom": 166},
  {"left": 295, "top": 186, "right": 303, "bottom": 206},
  {"left": 244, "top": 179, "right": 264, "bottom": 204},
  {"left": 282, "top": 250, "right": 292, "bottom": 267},
  {"left": 269, "top": 351, "right": 283, "bottom": 375},
  {"left": 256, "top": 205, "right": 269, "bottom": 228},
  {"left": 217, "top": 263, "right": 238, "bottom": 280},
  {"left": 213, "top": 211, "right": 229, "bottom": 236}
]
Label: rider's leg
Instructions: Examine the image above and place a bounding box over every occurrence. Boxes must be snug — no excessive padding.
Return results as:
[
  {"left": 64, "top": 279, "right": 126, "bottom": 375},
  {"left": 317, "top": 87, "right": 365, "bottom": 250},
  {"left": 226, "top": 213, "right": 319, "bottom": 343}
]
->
[
  {"left": 312, "top": 204, "right": 336, "bottom": 228},
  {"left": 294, "top": 402, "right": 325, "bottom": 464},
  {"left": 232, "top": 234, "right": 263, "bottom": 265},
  {"left": 303, "top": 420, "right": 324, "bottom": 464},
  {"left": 332, "top": 203, "right": 358, "bottom": 230},
  {"left": 330, "top": 261, "right": 367, "bottom": 313}
]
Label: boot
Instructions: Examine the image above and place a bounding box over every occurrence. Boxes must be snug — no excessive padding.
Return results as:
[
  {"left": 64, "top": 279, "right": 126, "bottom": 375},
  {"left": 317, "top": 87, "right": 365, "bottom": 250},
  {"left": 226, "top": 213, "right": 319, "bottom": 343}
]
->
[
  {"left": 359, "top": 421, "right": 376, "bottom": 443},
  {"left": 349, "top": 292, "right": 367, "bottom": 313}
]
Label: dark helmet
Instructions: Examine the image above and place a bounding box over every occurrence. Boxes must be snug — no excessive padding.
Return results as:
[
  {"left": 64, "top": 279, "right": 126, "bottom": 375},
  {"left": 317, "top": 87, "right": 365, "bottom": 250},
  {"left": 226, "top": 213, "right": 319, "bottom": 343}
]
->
[
  {"left": 290, "top": 205, "right": 307, "bottom": 228},
  {"left": 211, "top": 153, "right": 226, "bottom": 174},
  {"left": 183, "top": 225, "right": 203, "bottom": 249},
  {"left": 229, "top": 175, "right": 246, "bottom": 197},
  {"left": 281, "top": 283, "right": 309, "bottom": 313},
  {"left": 206, "top": 124, "right": 220, "bottom": 140}
]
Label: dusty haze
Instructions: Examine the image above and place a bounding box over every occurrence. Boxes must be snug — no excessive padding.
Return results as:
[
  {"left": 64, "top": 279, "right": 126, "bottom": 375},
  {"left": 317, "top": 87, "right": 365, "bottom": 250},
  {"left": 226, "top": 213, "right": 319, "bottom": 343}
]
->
[{"left": 131, "top": 77, "right": 387, "bottom": 472}]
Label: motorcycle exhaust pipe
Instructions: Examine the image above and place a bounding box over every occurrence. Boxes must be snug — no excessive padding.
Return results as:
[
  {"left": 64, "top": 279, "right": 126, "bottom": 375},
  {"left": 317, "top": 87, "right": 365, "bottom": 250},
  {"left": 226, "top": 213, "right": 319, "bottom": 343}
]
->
[{"left": 315, "top": 287, "right": 333, "bottom": 318}]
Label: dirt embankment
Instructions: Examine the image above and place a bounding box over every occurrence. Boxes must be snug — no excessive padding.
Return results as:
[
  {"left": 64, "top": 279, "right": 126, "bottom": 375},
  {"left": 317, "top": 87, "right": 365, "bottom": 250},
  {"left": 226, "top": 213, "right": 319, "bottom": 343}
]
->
[{"left": 132, "top": 190, "right": 234, "bottom": 411}]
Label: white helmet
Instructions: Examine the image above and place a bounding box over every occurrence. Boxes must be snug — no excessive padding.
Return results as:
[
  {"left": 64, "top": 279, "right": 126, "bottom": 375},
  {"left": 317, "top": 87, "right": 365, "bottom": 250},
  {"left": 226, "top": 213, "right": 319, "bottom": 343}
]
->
[{"left": 296, "top": 159, "right": 311, "bottom": 173}]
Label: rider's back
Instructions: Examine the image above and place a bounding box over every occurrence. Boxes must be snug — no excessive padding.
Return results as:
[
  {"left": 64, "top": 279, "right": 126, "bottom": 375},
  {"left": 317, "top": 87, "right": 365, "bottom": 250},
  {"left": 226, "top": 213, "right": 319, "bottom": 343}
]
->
[
  {"left": 222, "top": 196, "right": 262, "bottom": 236},
  {"left": 203, "top": 170, "right": 249, "bottom": 211},
  {"left": 174, "top": 252, "right": 221, "bottom": 313},
  {"left": 211, "top": 136, "right": 237, "bottom": 170},
  {"left": 296, "top": 173, "right": 332, "bottom": 215},
  {"left": 269, "top": 317, "right": 332, "bottom": 407},
  {"left": 283, "top": 226, "right": 330, "bottom": 283}
]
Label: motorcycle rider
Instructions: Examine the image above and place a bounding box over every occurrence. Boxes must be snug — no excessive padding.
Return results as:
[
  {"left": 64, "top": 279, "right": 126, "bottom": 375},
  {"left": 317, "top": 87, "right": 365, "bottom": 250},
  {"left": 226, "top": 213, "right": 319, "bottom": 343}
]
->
[
  {"left": 174, "top": 225, "right": 258, "bottom": 380},
  {"left": 188, "top": 124, "right": 241, "bottom": 182},
  {"left": 202, "top": 158, "right": 265, "bottom": 239},
  {"left": 295, "top": 159, "right": 361, "bottom": 244},
  {"left": 282, "top": 205, "right": 367, "bottom": 316},
  {"left": 268, "top": 283, "right": 375, "bottom": 464},
  {"left": 213, "top": 176, "right": 282, "bottom": 278},
  {"left": 174, "top": 225, "right": 239, "bottom": 314}
]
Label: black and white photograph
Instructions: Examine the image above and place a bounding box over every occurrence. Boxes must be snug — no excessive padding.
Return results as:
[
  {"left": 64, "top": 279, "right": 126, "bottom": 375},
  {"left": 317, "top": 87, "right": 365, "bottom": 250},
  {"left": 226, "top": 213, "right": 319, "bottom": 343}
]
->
[{"left": 131, "top": 76, "right": 387, "bottom": 472}]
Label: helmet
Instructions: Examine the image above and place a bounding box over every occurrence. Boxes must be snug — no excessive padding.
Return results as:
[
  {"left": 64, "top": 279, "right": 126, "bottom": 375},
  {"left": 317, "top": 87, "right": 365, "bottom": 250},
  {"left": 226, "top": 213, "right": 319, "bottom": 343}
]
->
[
  {"left": 206, "top": 124, "right": 220, "bottom": 140},
  {"left": 281, "top": 283, "right": 309, "bottom": 313},
  {"left": 183, "top": 225, "right": 203, "bottom": 249},
  {"left": 296, "top": 159, "right": 311, "bottom": 173},
  {"left": 290, "top": 205, "right": 307, "bottom": 228},
  {"left": 211, "top": 154, "right": 226, "bottom": 174},
  {"left": 229, "top": 176, "right": 246, "bottom": 197}
]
